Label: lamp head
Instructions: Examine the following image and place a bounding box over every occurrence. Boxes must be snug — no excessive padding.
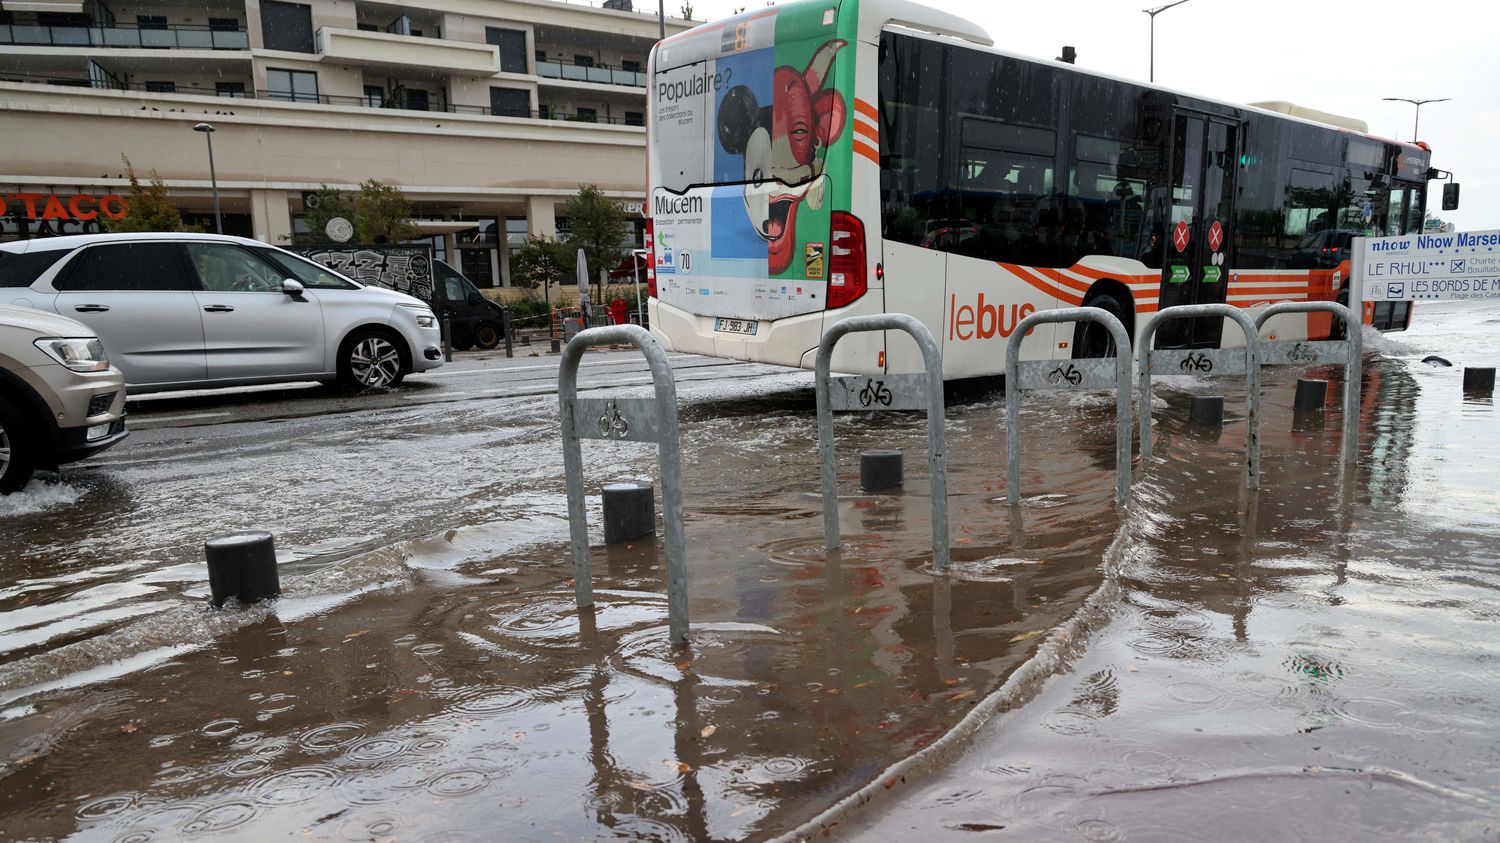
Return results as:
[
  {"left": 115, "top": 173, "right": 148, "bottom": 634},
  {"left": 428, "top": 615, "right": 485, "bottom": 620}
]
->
[{"left": 193, "top": 122, "right": 215, "bottom": 133}]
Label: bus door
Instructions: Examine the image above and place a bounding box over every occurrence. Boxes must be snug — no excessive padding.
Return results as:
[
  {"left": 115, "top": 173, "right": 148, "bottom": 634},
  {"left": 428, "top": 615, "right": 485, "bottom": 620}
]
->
[{"left": 1155, "top": 112, "right": 1240, "bottom": 347}]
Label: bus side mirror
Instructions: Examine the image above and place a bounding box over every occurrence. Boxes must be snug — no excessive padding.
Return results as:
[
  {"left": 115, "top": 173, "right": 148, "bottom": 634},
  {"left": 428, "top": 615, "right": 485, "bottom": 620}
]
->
[{"left": 1442, "top": 183, "right": 1460, "bottom": 211}]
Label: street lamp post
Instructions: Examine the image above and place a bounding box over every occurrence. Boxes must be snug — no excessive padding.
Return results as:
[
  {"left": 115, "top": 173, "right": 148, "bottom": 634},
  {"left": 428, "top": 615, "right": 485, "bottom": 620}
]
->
[
  {"left": 193, "top": 122, "right": 223, "bottom": 235},
  {"left": 1143, "top": 0, "right": 1191, "bottom": 84},
  {"left": 1382, "top": 97, "right": 1450, "bottom": 143}
]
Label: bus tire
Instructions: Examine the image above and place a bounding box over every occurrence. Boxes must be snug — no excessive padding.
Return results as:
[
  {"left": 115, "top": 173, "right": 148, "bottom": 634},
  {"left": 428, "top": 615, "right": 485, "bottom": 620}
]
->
[
  {"left": 1072, "top": 293, "right": 1128, "bottom": 359},
  {"left": 1331, "top": 286, "right": 1350, "bottom": 340},
  {"left": 473, "top": 321, "right": 502, "bottom": 350}
]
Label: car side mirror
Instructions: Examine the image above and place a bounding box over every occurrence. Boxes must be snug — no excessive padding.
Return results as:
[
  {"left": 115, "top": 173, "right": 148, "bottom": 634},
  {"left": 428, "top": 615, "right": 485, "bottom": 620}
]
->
[
  {"left": 467, "top": 292, "right": 483, "bottom": 305},
  {"left": 282, "top": 278, "right": 306, "bottom": 297}
]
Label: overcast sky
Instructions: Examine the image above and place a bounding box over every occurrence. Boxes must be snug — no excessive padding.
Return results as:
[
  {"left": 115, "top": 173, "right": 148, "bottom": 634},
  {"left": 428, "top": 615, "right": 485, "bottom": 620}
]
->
[{"left": 681, "top": 0, "right": 1497, "bottom": 232}]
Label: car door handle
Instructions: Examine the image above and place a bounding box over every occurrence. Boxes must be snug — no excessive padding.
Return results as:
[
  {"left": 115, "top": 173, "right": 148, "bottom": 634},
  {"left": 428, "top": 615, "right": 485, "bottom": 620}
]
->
[
  {"left": 202, "top": 305, "right": 235, "bottom": 313},
  {"left": 74, "top": 304, "right": 110, "bottom": 313}
]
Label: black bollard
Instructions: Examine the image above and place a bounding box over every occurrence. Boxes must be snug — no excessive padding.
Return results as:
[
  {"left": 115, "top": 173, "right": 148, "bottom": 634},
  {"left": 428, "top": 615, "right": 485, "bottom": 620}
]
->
[
  {"left": 860, "top": 449, "right": 903, "bottom": 492},
  {"left": 205, "top": 531, "right": 280, "bottom": 608},
  {"left": 502, "top": 308, "right": 514, "bottom": 359},
  {"left": 1463, "top": 367, "right": 1495, "bottom": 395},
  {"left": 1190, "top": 394, "right": 1225, "bottom": 426},
  {"left": 1293, "top": 378, "right": 1327, "bottom": 412},
  {"left": 550, "top": 337, "right": 561, "bottom": 353},
  {"left": 442, "top": 315, "right": 453, "bottom": 362},
  {"left": 602, "top": 481, "right": 655, "bottom": 544}
]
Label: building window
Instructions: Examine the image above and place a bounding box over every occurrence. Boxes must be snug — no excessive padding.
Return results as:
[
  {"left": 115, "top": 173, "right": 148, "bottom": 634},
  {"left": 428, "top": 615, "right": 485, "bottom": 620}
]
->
[
  {"left": 216, "top": 81, "right": 247, "bottom": 98},
  {"left": 261, "top": 1, "right": 314, "bottom": 53},
  {"left": 136, "top": 15, "right": 167, "bottom": 30},
  {"left": 535, "top": 49, "right": 547, "bottom": 63},
  {"left": 266, "top": 68, "right": 318, "bottom": 102},
  {"left": 573, "top": 54, "right": 594, "bottom": 68},
  {"left": 400, "top": 88, "right": 429, "bottom": 111},
  {"left": 209, "top": 17, "right": 240, "bottom": 32},
  {"left": 489, "top": 87, "right": 529, "bottom": 118},
  {"left": 357, "top": 22, "right": 378, "bottom": 32},
  {"left": 363, "top": 85, "right": 385, "bottom": 107},
  {"left": 575, "top": 107, "right": 597, "bottom": 123},
  {"left": 485, "top": 27, "right": 528, "bottom": 74},
  {"left": 621, "top": 59, "right": 641, "bottom": 73},
  {"left": 144, "top": 80, "right": 176, "bottom": 93},
  {"left": 538, "top": 104, "right": 550, "bottom": 119},
  {"left": 625, "top": 111, "right": 644, "bottom": 126}
]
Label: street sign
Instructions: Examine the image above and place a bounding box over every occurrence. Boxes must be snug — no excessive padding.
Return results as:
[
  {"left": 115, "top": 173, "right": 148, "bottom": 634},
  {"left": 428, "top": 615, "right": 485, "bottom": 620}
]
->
[
  {"left": 1357, "top": 229, "right": 1500, "bottom": 302},
  {"left": 829, "top": 373, "right": 928, "bottom": 411},
  {"left": 325, "top": 217, "right": 353, "bottom": 243}
]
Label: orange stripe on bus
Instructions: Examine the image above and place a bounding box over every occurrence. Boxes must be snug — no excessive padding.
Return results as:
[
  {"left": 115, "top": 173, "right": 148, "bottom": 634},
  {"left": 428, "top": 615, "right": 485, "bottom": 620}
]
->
[
  {"left": 852, "top": 139, "right": 880, "bottom": 164},
  {"left": 853, "top": 119, "right": 878, "bottom": 141},
  {"left": 999, "top": 264, "right": 1084, "bottom": 305},
  {"left": 854, "top": 99, "right": 878, "bottom": 121}
]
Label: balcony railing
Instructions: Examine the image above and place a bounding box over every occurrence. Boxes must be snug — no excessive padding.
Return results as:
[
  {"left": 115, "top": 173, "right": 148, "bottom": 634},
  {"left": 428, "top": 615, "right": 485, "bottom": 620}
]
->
[
  {"left": 0, "top": 22, "right": 250, "bottom": 50},
  {"left": 0, "top": 73, "right": 644, "bottom": 125},
  {"left": 536, "top": 57, "right": 645, "bottom": 88}
]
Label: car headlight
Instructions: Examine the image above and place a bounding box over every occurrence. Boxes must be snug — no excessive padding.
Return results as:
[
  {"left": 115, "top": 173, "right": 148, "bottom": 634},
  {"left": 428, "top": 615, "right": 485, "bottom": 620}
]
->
[
  {"left": 34, "top": 337, "right": 110, "bottom": 372},
  {"left": 415, "top": 313, "right": 436, "bottom": 328}
]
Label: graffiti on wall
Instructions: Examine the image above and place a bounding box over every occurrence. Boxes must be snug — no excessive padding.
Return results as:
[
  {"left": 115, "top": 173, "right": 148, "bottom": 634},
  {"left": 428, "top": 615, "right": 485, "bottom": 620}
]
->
[{"left": 297, "top": 246, "right": 435, "bottom": 303}]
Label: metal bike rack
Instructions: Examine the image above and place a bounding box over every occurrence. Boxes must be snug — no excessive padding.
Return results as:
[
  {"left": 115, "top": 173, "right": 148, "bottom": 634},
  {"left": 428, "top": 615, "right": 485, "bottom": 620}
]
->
[
  {"left": 1254, "top": 301, "right": 1362, "bottom": 463},
  {"left": 1005, "top": 307, "right": 1132, "bottom": 506},
  {"left": 1138, "top": 304, "right": 1262, "bottom": 489},
  {"left": 559, "top": 325, "right": 689, "bottom": 645},
  {"left": 815, "top": 314, "right": 950, "bottom": 573}
]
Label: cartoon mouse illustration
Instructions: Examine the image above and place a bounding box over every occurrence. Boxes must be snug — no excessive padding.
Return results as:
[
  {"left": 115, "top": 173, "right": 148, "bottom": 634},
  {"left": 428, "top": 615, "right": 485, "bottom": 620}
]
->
[{"left": 716, "top": 39, "right": 847, "bottom": 275}]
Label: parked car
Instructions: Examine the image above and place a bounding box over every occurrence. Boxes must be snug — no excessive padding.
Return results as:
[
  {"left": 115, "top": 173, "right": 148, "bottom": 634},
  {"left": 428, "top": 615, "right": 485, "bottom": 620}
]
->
[
  {"left": 0, "top": 233, "right": 444, "bottom": 394},
  {"left": 0, "top": 303, "right": 127, "bottom": 493},
  {"left": 434, "top": 259, "right": 511, "bottom": 351}
]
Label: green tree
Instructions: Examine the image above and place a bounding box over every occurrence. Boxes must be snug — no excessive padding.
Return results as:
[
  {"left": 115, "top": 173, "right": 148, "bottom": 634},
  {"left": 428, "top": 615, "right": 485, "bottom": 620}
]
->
[
  {"left": 561, "top": 184, "right": 628, "bottom": 304},
  {"left": 295, "top": 180, "right": 419, "bottom": 244},
  {"left": 103, "top": 155, "right": 201, "bottom": 233},
  {"left": 508, "top": 234, "right": 570, "bottom": 296}
]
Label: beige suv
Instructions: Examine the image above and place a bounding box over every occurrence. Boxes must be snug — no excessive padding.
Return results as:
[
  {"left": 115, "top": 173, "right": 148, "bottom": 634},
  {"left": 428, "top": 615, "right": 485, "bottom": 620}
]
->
[{"left": 0, "top": 303, "right": 127, "bottom": 493}]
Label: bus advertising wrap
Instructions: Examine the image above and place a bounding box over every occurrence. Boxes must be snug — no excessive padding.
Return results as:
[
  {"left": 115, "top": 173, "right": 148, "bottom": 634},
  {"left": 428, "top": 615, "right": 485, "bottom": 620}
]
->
[{"left": 651, "top": 1, "right": 856, "bottom": 321}]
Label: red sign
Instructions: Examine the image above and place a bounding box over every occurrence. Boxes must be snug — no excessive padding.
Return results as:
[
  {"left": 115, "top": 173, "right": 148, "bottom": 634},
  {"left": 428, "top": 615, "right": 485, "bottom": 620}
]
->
[
  {"left": 1172, "top": 219, "right": 1191, "bottom": 253},
  {"left": 1208, "top": 220, "right": 1224, "bottom": 252},
  {"left": 1, "top": 192, "right": 128, "bottom": 221}
]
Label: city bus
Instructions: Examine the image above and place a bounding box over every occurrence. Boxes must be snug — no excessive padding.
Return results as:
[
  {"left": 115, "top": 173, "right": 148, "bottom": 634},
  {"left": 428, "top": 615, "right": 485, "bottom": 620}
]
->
[{"left": 644, "top": 0, "right": 1434, "bottom": 378}]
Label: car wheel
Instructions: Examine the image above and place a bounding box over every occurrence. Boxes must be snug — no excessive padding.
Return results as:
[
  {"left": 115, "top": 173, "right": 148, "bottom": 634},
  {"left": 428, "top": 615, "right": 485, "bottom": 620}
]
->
[
  {"left": 338, "top": 330, "right": 407, "bottom": 390},
  {"left": 1072, "top": 294, "right": 1129, "bottom": 359},
  {"left": 0, "top": 397, "right": 37, "bottom": 495},
  {"left": 473, "top": 321, "right": 502, "bottom": 350}
]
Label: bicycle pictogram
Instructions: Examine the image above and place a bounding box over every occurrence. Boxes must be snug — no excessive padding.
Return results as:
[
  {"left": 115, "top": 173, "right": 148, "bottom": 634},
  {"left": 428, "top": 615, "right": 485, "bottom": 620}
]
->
[
  {"left": 596, "top": 399, "right": 630, "bottom": 439},
  {"left": 858, "top": 379, "right": 893, "bottom": 407},
  {"left": 1287, "top": 342, "right": 1318, "bottom": 364},
  {"left": 1047, "top": 363, "right": 1084, "bottom": 386},
  {"left": 1179, "top": 352, "right": 1214, "bottom": 373}
]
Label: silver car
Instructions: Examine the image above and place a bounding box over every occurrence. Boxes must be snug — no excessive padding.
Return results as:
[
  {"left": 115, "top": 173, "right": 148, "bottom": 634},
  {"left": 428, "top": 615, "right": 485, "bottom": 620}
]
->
[
  {"left": 0, "top": 303, "right": 127, "bottom": 493},
  {"left": 0, "top": 233, "right": 443, "bottom": 393}
]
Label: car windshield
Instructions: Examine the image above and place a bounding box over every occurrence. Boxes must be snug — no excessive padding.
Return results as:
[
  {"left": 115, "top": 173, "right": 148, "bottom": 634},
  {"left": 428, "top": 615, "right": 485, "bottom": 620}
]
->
[{"left": 259, "top": 248, "right": 361, "bottom": 290}]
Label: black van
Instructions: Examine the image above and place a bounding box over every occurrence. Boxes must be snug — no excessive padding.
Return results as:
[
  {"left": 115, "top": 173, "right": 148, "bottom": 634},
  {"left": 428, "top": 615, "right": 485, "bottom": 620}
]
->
[{"left": 435, "top": 259, "right": 510, "bottom": 350}]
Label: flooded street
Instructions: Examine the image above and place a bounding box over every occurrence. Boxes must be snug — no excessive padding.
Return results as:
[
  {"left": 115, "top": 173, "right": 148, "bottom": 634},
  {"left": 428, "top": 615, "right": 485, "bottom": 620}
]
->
[{"left": 2, "top": 305, "right": 1499, "bottom": 840}]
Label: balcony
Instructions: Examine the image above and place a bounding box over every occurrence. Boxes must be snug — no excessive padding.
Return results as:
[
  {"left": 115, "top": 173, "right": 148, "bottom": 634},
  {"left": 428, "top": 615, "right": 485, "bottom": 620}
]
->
[
  {"left": 536, "top": 56, "right": 645, "bottom": 88},
  {"left": 0, "top": 22, "right": 249, "bottom": 50},
  {"left": 316, "top": 27, "right": 498, "bottom": 75}
]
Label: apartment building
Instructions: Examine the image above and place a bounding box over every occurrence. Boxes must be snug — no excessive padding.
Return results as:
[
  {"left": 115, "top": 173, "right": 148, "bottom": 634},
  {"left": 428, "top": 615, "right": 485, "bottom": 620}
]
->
[{"left": 0, "top": 0, "right": 692, "bottom": 286}]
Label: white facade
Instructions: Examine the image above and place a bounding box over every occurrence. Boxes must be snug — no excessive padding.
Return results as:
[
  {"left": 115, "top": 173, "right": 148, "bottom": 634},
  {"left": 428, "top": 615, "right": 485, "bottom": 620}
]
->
[{"left": 0, "top": 0, "right": 691, "bottom": 286}]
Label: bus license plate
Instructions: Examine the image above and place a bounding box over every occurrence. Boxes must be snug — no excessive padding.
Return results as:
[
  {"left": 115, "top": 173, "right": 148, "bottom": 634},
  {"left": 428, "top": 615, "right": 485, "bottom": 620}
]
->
[{"left": 714, "top": 318, "right": 758, "bottom": 336}]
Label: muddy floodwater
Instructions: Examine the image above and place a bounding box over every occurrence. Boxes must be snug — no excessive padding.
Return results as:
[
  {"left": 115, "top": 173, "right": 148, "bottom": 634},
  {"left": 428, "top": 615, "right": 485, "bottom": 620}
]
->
[{"left": 2, "top": 303, "right": 1499, "bottom": 841}]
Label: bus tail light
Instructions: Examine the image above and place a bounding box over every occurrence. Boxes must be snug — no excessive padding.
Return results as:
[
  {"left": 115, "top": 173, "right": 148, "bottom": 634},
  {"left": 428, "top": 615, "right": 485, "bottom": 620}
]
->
[
  {"left": 645, "top": 218, "right": 657, "bottom": 299},
  {"left": 827, "top": 211, "right": 867, "bottom": 310}
]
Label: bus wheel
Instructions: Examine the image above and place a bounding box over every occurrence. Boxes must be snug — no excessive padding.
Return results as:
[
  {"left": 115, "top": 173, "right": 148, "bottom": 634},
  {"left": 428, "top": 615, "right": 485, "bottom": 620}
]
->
[
  {"left": 1331, "top": 287, "right": 1350, "bottom": 340},
  {"left": 1072, "top": 294, "right": 1128, "bottom": 359},
  {"left": 474, "top": 321, "right": 502, "bottom": 350}
]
